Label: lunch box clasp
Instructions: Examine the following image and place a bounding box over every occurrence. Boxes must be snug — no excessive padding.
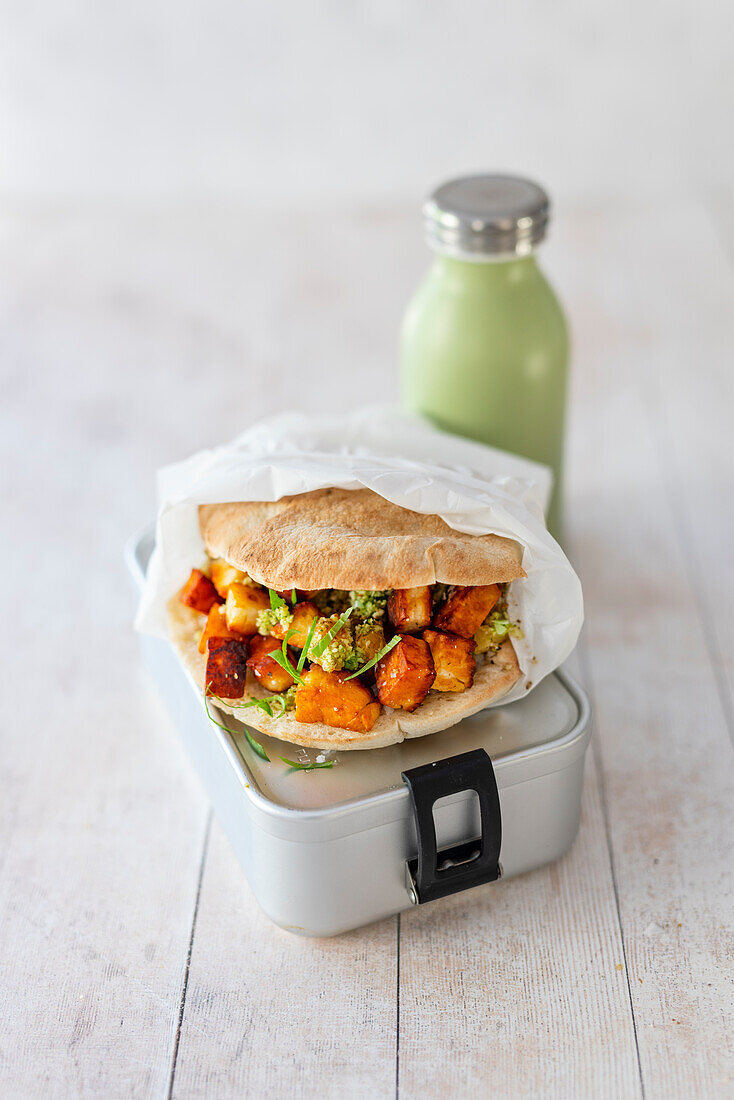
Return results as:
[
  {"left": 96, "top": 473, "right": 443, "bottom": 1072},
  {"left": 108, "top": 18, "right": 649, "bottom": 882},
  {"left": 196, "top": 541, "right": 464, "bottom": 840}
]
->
[{"left": 402, "top": 748, "right": 502, "bottom": 905}]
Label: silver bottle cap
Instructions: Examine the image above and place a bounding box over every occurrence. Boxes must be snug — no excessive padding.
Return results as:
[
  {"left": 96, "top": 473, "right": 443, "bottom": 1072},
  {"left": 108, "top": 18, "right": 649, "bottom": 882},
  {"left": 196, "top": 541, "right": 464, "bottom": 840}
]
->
[{"left": 424, "top": 174, "right": 550, "bottom": 259}]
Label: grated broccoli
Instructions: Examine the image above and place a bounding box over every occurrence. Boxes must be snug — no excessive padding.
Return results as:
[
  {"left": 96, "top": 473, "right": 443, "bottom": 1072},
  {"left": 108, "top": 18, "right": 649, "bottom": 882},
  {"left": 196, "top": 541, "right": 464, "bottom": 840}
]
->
[
  {"left": 349, "top": 590, "right": 389, "bottom": 620},
  {"left": 257, "top": 604, "right": 293, "bottom": 636},
  {"left": 474, "top": 610, "right": 523, "bottom": 654},
  {"left": 307, "top": 614, "right": 357, "bottom": 673},
  {"left": 280, "top": 684, "right": 298, "bottom": 711},
  {"left": 312, "top": 589, "right": 350, "bottom": 616}
]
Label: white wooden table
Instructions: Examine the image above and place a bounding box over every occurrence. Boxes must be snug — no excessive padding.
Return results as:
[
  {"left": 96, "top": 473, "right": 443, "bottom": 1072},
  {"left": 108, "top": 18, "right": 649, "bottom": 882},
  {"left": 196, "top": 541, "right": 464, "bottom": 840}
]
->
[{"left": 1, "top": 200, "right": 732, "bottom": 1099}]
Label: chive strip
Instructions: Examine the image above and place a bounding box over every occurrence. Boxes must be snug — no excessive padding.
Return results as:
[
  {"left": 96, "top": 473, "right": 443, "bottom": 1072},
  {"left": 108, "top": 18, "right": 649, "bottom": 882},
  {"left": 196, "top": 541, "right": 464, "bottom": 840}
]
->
[
  {"left": 203, "top": 682, "right": 275, "bottom": 726},
  {"left": 208, "top": 690, "right": 273, "bottom": 718},
  {"left": 269, "top": 588, "right": 287, "bottom": 611},
  {"left": 291, "top": 588, "right": 298, "bottom": 605},
  {"left": 344, "top": 633, "right": 401, "bottom": 680},
  {"left": 309, "top": 606, "right": 353, "bottom": 661},
  {"left": 297, "top": 614, "right": 320, "bottom": 672},
  {"left": 268, "top": 694, "right": 288, "bottom": 719},
  {"left": 204, "top": 686, "right": 273, "bottom": 761},
  {"left": 206, "top": 685, "right": 294, "bottom": 722},
  {"left": 269, "top": 629, "right": 305, "bottom": 686},
  {"left": 203, "top": 684, "right": 236, "bottom": 736},
  {"left": 245, "top": 728, "right": 270, "bottom": 761},
  {"left": 279, "top": 756, "right": 334, "bottom": 771}
]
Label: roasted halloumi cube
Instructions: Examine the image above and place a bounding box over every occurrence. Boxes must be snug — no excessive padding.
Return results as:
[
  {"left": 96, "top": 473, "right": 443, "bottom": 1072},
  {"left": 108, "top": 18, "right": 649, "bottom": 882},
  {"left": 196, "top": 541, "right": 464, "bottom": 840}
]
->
[
  {"left": 205, "top": 636, "right": 249, "bottom": 698},
  {"left": 422, "top": 629, "right": 476, "bottom": 692},
  {"left": 295, "top": 665, "right": 381, "bottom": 732},
  {"left": 246, "top": 634, "right": 295, "bottom": 693},
  {"left": 355, "top": 620, "right": 386, "bottom": 665},
  {"left": 198, "top": 604, "right": 243, "bottom": 654},
  {"left": 271, "top": 601, "right": 319, "bottom": 649},
  {"left": 210, "top": 558, "right": 248, "bottom": 598},
  {"left": 224, "top": 583, "right": 270, "bottom": 635},
  {"left": 433, "top": 584, "right": 500, "bottom": 638},
  {"left": 180, "top": 568, "right": 223, "bottom": 615},
  {"left": 387, "top": 587, "right": 432, "bottom": 634},
  {"left": 375, "top": 635, "right": 435, "bottom": 711}
]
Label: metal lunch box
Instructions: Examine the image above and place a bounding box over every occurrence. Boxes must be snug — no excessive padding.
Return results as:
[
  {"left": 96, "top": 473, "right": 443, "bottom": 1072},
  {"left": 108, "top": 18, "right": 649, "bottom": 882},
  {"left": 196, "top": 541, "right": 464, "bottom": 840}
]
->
[{"left": 128, "top": 529, "right": 592, "bottom": 937}]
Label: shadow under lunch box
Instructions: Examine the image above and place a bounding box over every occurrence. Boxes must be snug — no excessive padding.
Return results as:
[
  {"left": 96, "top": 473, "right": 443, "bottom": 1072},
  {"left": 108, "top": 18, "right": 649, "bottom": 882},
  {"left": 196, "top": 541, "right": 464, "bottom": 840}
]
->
[{"left": 128, "top": 529, "right": 592, "bottom": 937}]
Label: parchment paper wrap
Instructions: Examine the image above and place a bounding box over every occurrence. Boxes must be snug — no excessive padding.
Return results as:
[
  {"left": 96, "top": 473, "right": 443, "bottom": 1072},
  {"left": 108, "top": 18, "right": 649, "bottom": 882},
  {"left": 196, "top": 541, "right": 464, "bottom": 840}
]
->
[{"left": 136, "top": 407, "right": 583, "bottom": 707}]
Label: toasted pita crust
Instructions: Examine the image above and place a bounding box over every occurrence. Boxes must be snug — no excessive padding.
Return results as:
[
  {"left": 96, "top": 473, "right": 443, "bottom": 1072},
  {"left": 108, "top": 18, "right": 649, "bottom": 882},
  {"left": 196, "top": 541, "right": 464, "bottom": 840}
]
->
[
  {"left": 168, "top": 598, "right": 521, "bottom": 751},
  {"left": 199, "top": 489, "right": 525, "bottom": 591}
]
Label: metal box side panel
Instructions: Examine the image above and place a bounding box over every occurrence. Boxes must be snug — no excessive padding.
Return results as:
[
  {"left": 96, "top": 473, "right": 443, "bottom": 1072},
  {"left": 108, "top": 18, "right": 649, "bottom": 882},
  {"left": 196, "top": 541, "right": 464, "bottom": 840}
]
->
[{"left": 243, "top": 762, "right": 585, "bottom": 937}]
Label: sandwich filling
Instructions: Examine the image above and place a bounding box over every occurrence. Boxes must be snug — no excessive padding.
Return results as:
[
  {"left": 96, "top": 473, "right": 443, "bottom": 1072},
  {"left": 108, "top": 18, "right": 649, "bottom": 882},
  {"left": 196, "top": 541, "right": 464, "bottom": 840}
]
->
[{"left": 177, "top": 558, "right": 522, "bottom": 734}]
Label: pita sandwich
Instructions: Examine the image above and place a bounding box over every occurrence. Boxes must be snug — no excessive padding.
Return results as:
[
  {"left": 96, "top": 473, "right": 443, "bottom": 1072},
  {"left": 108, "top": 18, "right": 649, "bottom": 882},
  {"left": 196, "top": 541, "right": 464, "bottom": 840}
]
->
[{"left": 168, "top": 488, "right": 525, "bottom": 750}]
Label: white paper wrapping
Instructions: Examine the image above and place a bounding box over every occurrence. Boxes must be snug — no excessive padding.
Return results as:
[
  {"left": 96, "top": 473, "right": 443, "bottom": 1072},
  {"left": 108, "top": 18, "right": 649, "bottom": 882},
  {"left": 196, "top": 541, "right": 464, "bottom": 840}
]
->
[{"left": 136, "top": 407, "right": 583, "bottom": 707}]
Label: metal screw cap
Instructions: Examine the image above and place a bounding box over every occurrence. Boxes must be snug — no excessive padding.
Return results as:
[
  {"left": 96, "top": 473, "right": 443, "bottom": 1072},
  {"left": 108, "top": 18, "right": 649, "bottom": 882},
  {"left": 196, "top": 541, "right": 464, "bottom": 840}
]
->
[{"left": 424, "top": 173, "right": 550, "bottom": 259}]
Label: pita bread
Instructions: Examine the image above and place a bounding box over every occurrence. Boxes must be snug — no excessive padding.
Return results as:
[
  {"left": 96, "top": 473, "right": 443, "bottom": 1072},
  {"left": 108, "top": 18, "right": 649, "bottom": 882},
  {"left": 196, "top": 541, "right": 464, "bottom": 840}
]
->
[
  {"left": 199, "top": 488, "right": 525, "bottom": 591},
  {"left": 168, "top": 597, "right": 521, "bottom": 751}
]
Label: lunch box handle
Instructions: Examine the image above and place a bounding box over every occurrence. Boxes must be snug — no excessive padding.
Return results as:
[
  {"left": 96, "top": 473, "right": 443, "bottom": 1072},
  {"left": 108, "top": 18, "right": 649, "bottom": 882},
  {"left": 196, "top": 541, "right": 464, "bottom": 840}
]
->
[{"left": 401, "top": 748, "right": 502, "bottom": 905}]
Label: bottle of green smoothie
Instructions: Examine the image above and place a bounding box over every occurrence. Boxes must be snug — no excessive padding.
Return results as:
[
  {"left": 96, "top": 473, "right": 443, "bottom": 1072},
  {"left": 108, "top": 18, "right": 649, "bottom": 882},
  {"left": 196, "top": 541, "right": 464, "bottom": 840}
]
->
[{"left": 400, "top": 174, "right": 569, "bottom": 539}]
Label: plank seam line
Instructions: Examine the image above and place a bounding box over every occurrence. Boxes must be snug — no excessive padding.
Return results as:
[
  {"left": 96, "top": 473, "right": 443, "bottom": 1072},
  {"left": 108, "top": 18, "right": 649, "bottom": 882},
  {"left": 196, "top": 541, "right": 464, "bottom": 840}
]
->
[
  {"left": 644, "top": 367, "right": 734, "bottom": 752},
  {"left": 166, "top": 805, "right": 213, "bottom": 1100},
  {"left": 395, "top": 912, "right": 401, "bottom": 1100},
  {"left": 578, "top": 633, "right": 646, "bottom": 1100}
]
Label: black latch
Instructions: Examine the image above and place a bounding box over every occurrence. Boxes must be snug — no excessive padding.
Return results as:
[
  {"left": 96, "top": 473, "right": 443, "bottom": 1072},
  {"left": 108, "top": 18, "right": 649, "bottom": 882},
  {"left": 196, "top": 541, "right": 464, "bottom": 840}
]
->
[{"left": 401, "top": 748, "right": 502, "bottom": 904}]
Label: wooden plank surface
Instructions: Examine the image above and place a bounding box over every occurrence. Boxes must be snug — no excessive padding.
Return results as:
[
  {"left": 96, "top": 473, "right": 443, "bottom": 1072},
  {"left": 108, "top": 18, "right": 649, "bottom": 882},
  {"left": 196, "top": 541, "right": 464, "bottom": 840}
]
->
[
  {"left": 170, "top": 821, "right": 398, "bottom": 1099},
  {"left": 0, "top": 199, "right": 732, "bottom": 1098},
  {"left": 641, "top": 203, "right": 734, "bottom": 731},
  {"left": 0, "top": 210, "right": 213, "bottom": 1093},
  {"left": 560, "top": 203, "right": 734, "bottom": 1098}
]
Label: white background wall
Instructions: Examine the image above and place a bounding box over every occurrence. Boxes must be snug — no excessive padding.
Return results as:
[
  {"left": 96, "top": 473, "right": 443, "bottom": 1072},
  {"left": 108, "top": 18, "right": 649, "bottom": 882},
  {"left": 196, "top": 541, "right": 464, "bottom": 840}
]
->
[{"left": 2, "top": 0, "right": 732, "bottom": 207}]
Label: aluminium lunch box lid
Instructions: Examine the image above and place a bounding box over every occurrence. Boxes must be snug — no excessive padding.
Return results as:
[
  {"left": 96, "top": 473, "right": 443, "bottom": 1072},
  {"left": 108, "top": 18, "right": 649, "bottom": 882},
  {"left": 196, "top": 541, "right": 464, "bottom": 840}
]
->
[
  {"left": 129, "top": 529, "right": 591, "bottom": 841},
  {"left": 226, "top": 670, "right": 588, "bottom": 815}
]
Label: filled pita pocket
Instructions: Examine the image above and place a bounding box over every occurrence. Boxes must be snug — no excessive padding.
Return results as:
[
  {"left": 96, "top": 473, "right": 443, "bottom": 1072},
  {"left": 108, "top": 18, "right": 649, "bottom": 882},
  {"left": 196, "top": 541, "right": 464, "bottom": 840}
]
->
[{"left": 168, "top": 487, "right": 525, "bottom": 751}]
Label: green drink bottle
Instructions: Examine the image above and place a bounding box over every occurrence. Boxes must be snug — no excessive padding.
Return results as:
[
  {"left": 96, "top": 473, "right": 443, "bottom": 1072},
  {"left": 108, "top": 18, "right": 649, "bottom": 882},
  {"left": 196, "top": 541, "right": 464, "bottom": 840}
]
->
[{"left": 400, "top": 175, "right": 569, "bottom": 539}]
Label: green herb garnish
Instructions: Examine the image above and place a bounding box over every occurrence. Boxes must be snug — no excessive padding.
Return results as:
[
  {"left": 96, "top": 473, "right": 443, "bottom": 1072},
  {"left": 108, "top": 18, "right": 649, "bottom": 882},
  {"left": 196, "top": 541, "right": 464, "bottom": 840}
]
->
[
  {"left": 269, "top": 588, "right": 287, "bottom": 611},
  {"left": 279, "top": 756, "right": 334, "bottom": 771},
  {"left": 204, "top": 686, "right": 272, "bottom": 760},
  {"left": 203, "top": 683, "right": 238, "bottom": 735},
  {"left": 297, "top": 613, "right": 320, "bottom": 672},
  {"left": 249, "top": 697, "right": 274, "bottom": 717},
  {"left": 269, "top": 628, "right": 305, "bottom": 686},
  {"left": 209, "top": 689, "right": 273, "bottom": 718},
  {"left": 344, "top": 633, "right": 400, "bottom": 679},
  {"left": 309, "top": 606, "right": 353, "bottom": 661},
  {"left": 245, "top": 728, "right": 270, "bottom": 761},
  {"left": 291, "top": 588, "right": 298, "bottom": 605},
  {"left": 205, "top": 684, "right": 292, "bottom": 723}
]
